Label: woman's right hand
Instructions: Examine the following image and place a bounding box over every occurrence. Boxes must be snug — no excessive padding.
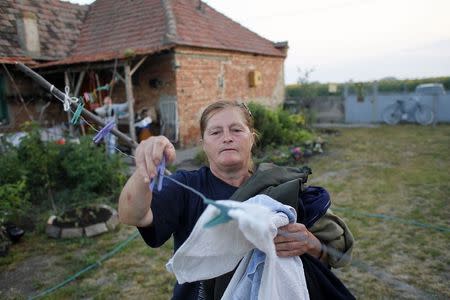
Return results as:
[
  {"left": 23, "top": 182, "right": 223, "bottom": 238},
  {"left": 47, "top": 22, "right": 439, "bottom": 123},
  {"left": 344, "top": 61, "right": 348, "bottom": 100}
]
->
[
  {"left": 135, "top": 136, "right": 177, "bottom": 183},
  {"left": 119, "top": 136, "right": 176, "bottom": 226}
]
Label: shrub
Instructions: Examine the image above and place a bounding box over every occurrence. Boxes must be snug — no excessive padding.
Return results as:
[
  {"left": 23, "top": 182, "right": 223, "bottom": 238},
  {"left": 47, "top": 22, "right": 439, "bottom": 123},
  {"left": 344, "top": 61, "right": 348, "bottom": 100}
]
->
[
  {"left": 16, "top": 123, "right": 62, "bottom": 207},
  {"left": 58, "top": 136, "right": 126, "bottom": 209},
  {"left": 0, "top": 146, "right": 24, "bottom": 186},
  {"left": 0, "top": 180, "right": 31, "bottom": 225},
  {"left": 248, "top": 102, "right": 314, "bottom": 149},
  {"left": 0, "top": 123, "right": 127, "bottom": 217}
]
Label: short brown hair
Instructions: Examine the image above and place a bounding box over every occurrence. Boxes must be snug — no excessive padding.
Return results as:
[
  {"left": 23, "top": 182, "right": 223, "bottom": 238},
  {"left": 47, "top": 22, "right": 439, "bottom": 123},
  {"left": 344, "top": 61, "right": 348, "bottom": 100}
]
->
[
  {"left": 200, "top": 100, "right": 255, "bottom": 138},
  {"left": 199, "top": 100, "right": 258, "bottom": 172}
]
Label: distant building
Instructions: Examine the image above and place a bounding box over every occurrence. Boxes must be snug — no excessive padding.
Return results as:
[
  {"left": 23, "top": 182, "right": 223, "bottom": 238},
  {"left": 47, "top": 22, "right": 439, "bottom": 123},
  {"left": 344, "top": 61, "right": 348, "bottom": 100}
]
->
[{"left": 0, "top": 0, "right": 288, "bottom": 146}]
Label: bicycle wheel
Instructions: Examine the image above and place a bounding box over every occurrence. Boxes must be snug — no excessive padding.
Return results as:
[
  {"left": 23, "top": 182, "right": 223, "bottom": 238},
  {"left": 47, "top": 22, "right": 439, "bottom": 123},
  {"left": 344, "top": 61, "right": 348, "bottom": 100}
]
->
[
  {"left": 415, "top": 105, "right": 434, "bottom": 125},
  {"left": 382, "top": 104, "right": 402, "bottom": 125}
]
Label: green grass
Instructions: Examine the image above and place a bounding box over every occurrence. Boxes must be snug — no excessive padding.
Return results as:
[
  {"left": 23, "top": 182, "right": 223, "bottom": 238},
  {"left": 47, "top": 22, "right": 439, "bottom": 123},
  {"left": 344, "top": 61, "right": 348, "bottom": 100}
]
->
[
  {"left": 309, "top": 124, "right": 450, "bottom": 299},
  {"left": 1, "top": 125, "right": 449, "bottom": 299}
]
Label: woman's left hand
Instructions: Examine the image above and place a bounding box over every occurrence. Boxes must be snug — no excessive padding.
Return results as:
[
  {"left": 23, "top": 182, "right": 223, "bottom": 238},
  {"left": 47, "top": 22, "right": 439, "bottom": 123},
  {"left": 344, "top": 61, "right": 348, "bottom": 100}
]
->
[{"left": 274, "top": 223, "right": 322, "bottom": 258}]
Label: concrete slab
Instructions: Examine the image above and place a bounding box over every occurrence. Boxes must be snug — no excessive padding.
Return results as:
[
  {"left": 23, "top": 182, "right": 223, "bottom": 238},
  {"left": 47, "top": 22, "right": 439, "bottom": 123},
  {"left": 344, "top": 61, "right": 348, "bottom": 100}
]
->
[{"left": 85, "top": 223, "right": 108, "bottom": 237}]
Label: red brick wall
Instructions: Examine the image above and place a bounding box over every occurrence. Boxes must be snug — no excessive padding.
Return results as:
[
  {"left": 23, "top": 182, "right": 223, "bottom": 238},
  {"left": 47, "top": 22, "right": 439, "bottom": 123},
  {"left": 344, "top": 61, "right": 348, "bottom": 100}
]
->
[{"left": 174, "top": 47, "right": 285, "bottom": 147}]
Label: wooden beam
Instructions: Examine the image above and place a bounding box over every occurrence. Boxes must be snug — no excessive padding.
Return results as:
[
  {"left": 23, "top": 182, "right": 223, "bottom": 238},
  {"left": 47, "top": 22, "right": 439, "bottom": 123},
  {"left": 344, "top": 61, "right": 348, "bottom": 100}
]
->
[
  {"left": 74, "top": 71, "right": 85, "bottom": 97},
  {"left": 110, "top": 70, "right": 125, "bottom": 84},
  {"left": 130, "top": 56, "right": 148, "bottom": 77},
  {"left": 37, "top": 61, "right": 125, "bottom": 75},
  {"left": 124, "top": 63, "right": 137, "bottom": 143}
]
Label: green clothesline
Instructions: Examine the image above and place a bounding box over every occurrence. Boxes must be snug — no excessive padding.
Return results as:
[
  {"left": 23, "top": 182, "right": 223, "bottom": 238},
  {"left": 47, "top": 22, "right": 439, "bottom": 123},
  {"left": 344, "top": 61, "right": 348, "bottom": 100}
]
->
[{"left": 333, "top": 207, "right": 450, "bottom": 233}]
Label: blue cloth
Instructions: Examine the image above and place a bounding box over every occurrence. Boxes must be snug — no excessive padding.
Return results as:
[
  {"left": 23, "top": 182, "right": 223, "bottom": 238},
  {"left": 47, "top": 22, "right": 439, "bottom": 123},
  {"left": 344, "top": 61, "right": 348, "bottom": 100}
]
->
[{"left": 300, "top": 186, "right": 331, "bottom": 228}]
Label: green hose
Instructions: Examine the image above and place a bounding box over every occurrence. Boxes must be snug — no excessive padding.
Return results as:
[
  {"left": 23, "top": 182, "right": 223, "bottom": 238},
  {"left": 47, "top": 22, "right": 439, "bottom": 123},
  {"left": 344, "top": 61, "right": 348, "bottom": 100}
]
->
[{"left": 29, "top": 230, "right": 140, "bottom": 300}]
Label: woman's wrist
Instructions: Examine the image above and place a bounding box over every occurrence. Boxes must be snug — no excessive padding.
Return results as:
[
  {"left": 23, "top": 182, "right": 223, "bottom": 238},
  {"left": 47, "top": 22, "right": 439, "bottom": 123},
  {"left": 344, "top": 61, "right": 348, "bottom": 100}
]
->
[{"left": 305, "top": 232, "right": 323, "bottom": 258}]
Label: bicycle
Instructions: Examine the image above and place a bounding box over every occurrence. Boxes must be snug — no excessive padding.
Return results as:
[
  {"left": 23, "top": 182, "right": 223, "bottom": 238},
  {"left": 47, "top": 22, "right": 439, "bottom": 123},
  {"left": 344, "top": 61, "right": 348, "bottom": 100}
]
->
[{"left": 382, "top": 97, "right": 434, "bottom": 125}]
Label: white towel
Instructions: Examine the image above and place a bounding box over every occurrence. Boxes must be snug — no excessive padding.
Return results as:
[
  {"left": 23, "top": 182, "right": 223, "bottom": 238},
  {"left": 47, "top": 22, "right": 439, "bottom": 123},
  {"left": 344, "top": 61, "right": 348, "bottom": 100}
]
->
[{"left": 166, "top": 194, "right": 309, "bottom": 300}]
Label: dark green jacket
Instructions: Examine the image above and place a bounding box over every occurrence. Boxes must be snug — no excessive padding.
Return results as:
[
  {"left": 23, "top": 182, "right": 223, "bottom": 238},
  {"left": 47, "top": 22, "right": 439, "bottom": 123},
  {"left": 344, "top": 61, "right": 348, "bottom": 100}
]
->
[
  {"left": 204, "top": 163, "right": 354, "bottom": 299},
  {"left": 230, "top": 162, "right": 354, "bottom": 267}
]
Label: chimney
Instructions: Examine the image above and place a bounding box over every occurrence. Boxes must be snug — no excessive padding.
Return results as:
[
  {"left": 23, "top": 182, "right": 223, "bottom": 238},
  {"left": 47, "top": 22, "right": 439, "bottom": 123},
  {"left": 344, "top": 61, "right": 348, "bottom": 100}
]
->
[
  {"left": 196, "top": 0, "right": 205, "bottom": 13},
  {"left": 274, "top": 41, "right": 289, "bottom": 56},
  {"left": 16, "top": 11, "right": 41, "bottom": 58}
]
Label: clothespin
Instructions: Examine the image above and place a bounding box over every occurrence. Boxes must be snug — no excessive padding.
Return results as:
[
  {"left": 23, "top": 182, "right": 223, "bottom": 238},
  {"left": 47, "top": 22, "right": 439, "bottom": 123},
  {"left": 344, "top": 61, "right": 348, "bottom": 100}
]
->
[
  {"left": 93, "top": 120, "right": 115, "bottom": 144},
  {"left": 202, "top": 199, "right": 233, "bottom": 228},
  {"left": 71, "top": 101, "right": 84, "bottom": 125},
  {"left": 63, "top": 86, "right": 79, "bottom": 111},
  {"left": 96, "top": 84, "right": 110, "bottom": 91},
  {"left": 63, "top": 86, "right": 71, "bottom": 111},
  {"left": 149, "top": 156, "right": 166, "bottom": 191}
]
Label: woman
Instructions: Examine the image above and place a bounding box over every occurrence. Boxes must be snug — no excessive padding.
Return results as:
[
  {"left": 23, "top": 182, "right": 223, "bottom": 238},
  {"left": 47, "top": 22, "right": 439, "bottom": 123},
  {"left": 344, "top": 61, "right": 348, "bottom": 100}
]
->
[{"left": 119, "top": 101, "right": 354, "bottom": 299}]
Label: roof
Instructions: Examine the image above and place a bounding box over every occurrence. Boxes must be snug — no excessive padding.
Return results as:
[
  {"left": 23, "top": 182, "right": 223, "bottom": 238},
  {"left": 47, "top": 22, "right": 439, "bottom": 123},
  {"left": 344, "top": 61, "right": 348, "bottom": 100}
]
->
[
  {"left": 46, "top": 0, "right": 173, "bottom": 66},
  {"left": 173, "top": 0, "right": 286, "bottom": 57},
  {"left": 0, "top": 0, "right": 89, "bottom": 65},
  {"left": 1, "top": 0, "right": 287, "bottom": 67}
]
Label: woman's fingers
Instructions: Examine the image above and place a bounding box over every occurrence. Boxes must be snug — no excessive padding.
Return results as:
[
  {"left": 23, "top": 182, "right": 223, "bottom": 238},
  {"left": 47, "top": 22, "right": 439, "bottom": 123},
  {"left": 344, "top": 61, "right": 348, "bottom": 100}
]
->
[
  {"left": 279, "top": 223, "right": 307, "bottom": 233},
  {"left": 135, "top": 136, "right": 176, "bottom": 182},
  {"left": 274, "top": 231, "right": 308, "bottom": 243},
  {"left": 148, "top": 136, "right": 175, "bottom": 165},
  {"left": 277, "top": 249, "right": 304, "bottom": 257},
  {"left": 274, "top": 223, "right": 317, "bottom": 257},
  {"left": 164, "top": 142, "right": 176, "bottom": 165}
]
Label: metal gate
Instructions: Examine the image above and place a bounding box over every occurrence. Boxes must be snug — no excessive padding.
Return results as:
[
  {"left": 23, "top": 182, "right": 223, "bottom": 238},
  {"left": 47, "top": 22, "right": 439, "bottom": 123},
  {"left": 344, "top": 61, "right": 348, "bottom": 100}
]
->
[{"left": 159, "top": 96, "right": 179, "bottom": 142}]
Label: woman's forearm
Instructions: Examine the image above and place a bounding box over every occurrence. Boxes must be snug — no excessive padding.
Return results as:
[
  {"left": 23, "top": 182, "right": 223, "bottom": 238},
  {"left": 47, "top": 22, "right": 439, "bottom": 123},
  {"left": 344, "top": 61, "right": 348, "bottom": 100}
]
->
[{"left": 118, "top": 171, "right": 153, "bottom": 226}]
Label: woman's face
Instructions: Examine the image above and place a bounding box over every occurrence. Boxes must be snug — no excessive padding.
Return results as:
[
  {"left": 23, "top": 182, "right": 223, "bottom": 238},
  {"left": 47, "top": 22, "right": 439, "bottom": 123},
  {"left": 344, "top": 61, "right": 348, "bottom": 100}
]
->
[{"left": 202, "top": 107, "right": 254, "bottom": 171}]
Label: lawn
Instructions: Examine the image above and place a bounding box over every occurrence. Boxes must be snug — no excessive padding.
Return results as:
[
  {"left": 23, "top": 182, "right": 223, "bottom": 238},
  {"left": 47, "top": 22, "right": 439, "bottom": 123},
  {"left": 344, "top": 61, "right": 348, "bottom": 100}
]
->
[{"left": 1, "top": 124, "right": 449, "bottom": 299}]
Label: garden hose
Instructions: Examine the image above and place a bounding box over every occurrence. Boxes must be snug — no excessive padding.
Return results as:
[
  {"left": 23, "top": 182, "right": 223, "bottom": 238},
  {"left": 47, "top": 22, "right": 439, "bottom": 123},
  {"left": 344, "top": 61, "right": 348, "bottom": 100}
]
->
[{"left": 29, "top": 230, "right": 140, "bottom": 300}]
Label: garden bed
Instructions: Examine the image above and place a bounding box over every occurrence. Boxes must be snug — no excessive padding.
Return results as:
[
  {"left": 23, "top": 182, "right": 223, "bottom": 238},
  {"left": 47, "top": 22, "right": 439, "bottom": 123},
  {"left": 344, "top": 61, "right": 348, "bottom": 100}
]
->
[{"left": 46, "top": 204, "right": 119, "bottom": 238}]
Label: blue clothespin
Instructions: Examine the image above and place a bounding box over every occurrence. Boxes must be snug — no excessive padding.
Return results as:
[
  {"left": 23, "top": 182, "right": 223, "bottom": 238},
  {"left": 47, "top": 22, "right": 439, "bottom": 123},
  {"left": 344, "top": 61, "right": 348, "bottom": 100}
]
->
[
  {"left": 93, "top": 120, "right": 115, "bottom": 144},
  {"left": 161, "top": 174, "right": 234, "bottom": 228},
  {"left": 202, "top": 198, "right": 233, "bottom": 228},
  {"left": 71, "top": 101, "right": 84, "bottom": 125},
  {"left": 149, "top": 156, "right": 166, "bottom": 191}
]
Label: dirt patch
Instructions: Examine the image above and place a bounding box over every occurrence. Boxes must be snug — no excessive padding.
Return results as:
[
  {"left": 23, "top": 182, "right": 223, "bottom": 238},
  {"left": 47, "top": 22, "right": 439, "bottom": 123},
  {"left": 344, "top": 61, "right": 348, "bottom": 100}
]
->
[{"left": 0, "top": 255, "right": 65, "bottom": 299}]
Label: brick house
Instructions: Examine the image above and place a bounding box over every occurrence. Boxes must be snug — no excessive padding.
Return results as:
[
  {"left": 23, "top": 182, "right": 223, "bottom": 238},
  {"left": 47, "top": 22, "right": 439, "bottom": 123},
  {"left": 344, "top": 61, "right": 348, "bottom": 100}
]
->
[{"left": 0, "top": 0, "right": 288, "bottom": 147}]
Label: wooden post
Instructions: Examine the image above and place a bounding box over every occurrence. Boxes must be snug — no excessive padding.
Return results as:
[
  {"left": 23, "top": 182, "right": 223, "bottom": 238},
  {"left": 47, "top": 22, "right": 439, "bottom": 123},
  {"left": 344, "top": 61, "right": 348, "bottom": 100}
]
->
[
  {"left": 74, "top": 71, "right": 85, "bottom": 97},
  {"left": 64, "top": 71, "right": 75, "bottom": 136},
  {"left": 124, "top": 62, "right": 137, "bottom": 142}
]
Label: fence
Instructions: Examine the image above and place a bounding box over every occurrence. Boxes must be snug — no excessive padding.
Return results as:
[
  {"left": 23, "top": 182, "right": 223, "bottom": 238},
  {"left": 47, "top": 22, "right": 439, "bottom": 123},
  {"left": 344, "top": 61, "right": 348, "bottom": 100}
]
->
[{"left": 285, "top": 83, "right": 450, "bottom": 124}]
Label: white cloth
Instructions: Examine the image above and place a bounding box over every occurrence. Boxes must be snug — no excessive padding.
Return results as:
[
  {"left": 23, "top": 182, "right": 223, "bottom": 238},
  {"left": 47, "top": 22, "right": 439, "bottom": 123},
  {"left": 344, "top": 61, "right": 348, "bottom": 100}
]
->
[{"left": 166, "top": 194, "right": 309, "bottom": 300}]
